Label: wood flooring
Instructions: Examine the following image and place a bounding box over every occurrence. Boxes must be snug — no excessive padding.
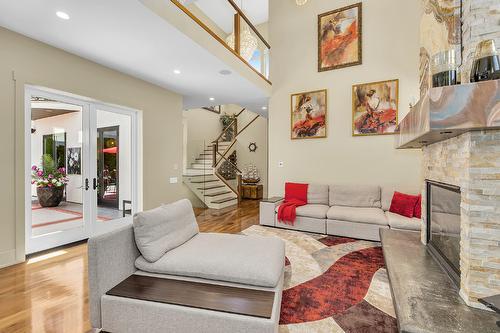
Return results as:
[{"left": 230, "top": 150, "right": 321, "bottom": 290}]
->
[{"left": 0, "top": 200, "right": 260, "bottom": 333}]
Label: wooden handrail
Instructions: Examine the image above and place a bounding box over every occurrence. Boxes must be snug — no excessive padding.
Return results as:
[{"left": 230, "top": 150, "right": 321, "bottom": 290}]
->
[
  {"left": 217, "top": 151, "right": 242, "bottom": 173},
  {"left": 214, "top": 139, "right": 237, "bottom": 168},
  {"left": 169, "top": 0, "right": 271, "bottom": 85},
  {"left": 236, "top": 114, "right": 259, "bottom": 137},
  {"left": 214, "top": 170, "right": 240, "bottom": 200},
  {"left": 226, "top": 0, "right": 271, "bottom": 49},
  {"left": 211, "top": 108, "right": 245, "bottom": 143}
]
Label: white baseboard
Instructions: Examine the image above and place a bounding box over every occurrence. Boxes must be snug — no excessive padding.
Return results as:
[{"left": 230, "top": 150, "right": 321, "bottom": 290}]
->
[{"left": 0, "top": 249, "right": 20, "bottom": 268}]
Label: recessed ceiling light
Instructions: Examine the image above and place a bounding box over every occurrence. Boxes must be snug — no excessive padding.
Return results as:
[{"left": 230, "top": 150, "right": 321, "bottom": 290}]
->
[
  {"left": 173, "top": 69, "right": 181, "bottom": 74},
  {"left": 219, "top": 69, "right": 232, "bottom": 75},
  {"left": 56, "top": 11, "right": 70, "bottom": 20},
  {"left": 261, "top": 106, "right": 268, "bottom": 110},
  {"left": 209, "top": 97, "right": 215, "bottom": 101}
]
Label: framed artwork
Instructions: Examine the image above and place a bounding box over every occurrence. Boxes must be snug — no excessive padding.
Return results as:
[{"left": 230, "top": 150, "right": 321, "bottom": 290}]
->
[
  {"left": 202, "top": 105, "right": 221, "bottom": 114},
  {"left": 291, "top": 89, "right": 327, "bottom": 139},
  {"left": 352, "top": 79, "right": 399, "bottom": 136},
  {"left": 318, "top": 3, "right": 362, "bottom": 72},
  {"left": 67, "top": 147, "right": 81, "bottom": 175}
]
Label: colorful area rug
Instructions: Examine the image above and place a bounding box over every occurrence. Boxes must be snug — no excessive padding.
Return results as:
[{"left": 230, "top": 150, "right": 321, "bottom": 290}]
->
[{"left": 242, "top": 225, "right": 397, "bottom": 333}]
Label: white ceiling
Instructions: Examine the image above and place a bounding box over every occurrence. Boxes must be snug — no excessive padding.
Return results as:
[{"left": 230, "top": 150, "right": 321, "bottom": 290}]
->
[
  {"left": 193, "top": 0, "right": 269, "bottom": 34},
  {"left": 0, "top": 0, "right": 269, "bottom": 114}
]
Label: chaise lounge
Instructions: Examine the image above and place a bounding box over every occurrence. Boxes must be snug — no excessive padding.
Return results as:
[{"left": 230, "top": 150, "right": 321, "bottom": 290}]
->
[{"left": 88, "top": 199, "right": 285, "bottom": 333}]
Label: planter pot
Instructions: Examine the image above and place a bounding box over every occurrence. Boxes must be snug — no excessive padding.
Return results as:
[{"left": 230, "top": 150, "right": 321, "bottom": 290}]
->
[{"left": 37, "top": 186, "right": 64, "bottom": 207}]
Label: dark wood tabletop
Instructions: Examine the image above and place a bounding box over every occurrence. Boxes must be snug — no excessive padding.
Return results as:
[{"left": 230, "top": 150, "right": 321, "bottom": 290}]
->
[{"left": 107, "top": 274, "right": 275, "bottom": 319}]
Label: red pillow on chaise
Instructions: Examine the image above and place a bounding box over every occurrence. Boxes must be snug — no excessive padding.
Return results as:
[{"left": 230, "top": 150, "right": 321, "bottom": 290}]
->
[{"left": 389, "top": 191, "right": 419, "bottom": 218}]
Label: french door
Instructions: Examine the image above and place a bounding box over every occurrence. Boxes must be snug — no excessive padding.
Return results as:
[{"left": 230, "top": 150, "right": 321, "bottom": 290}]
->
[{"left": 25, "top": 87, "right": 138, "bottom": 254}]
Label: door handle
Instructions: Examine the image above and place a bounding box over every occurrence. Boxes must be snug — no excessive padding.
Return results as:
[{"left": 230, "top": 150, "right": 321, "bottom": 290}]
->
[
  {"left": 93, "top": 178, "right": 97, "bottom": 190},
  {"left": 85, "top": 178, "right": 89, "bottom": 191}
]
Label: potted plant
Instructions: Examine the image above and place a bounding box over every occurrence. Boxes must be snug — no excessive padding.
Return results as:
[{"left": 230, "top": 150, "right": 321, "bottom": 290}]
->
[{"left": 32, "top": 155, "right": 69, "bottom": 207}]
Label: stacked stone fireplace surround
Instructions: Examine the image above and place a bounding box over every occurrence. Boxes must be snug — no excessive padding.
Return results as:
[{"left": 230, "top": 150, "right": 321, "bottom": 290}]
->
[{"left": 421, "top": 130, "right": 500, "bottom": 309}]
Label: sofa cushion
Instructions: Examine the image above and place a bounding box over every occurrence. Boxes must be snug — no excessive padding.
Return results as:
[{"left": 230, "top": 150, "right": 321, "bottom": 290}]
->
[
  {"left": 389, "top": 192, "right": 419, "bottom": 218},
  {"left": 307, "top": 184, "right": 329, "bottom": 205},
  {"left": 381, "top": 186, "right": 420, "bottom": 211},
  {"left": 329, "top": 184, "right": 381, "bottom": 208},
  {"left": 133, "top": 199, "right": 199, "bottom": 263},
  {"left": 385, "top": 211, "right": 421, "bottom": 231},
  {"left": 275, "top": 204, "right": 329, "bottom": 219},
  {"left": 327, "top": 206, "right": 387, "bottom": 225},
  {"left": 135, "top": 233, "right": 285, "bottom": 287}
]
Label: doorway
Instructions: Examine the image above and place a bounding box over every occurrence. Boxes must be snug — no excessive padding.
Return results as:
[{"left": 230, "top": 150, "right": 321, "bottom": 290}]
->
[{"left": 25, "top": 86, "right": 139, "bottom": 254}]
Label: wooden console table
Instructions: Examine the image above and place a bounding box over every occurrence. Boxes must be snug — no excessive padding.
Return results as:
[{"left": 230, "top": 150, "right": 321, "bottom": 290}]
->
[
  {"left": 240, "top": 184, "right": 263, "bottom": 200},
  {"left": 107, "top": 274, "right": 275, "bottom": 319}
]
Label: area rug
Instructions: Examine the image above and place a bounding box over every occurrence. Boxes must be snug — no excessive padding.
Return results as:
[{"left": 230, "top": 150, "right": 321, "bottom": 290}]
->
[{"left": 242, "top": 225, "right": 397, "bottom": 333}]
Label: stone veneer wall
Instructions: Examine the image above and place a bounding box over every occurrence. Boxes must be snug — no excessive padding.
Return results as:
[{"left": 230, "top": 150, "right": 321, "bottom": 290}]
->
[
  {"left": 461, "top": 0, "right": 500, "bottom": 83},
  {"left": 422, "top": 130, "right": 500, "bottom": 309}
]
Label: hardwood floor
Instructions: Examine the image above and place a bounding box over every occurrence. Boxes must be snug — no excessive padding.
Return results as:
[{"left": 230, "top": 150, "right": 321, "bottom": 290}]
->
[{"left": 0, "top": 200, "right": 260, "bottom": 333}]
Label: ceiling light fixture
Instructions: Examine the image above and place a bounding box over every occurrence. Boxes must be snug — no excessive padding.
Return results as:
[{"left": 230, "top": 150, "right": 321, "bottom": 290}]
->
[
  {"left": 262, "top": 106, "right": 268, "bottom": 110},
  {"left": 296, "top": 0, "right": 308, "bottom": 5},
  {"left": 209, "top": 97, "right": 215, "bottom": 101},
  {"left": 225, "top": 1, "right": 258, "bottom": 61},
  {"left": 173, "top": 69, "right": 181, "bottom": 74},
  {"left": 56, "top": 11, "right": 70, "bottom": 20}
]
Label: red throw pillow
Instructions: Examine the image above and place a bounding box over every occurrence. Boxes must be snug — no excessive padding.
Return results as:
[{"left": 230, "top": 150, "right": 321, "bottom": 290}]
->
[
  {"left": 389, "top": 191, "right": 419, "bottom": 218},
  {"left": 284, "top": 182, "right": 308, "bottom": 203},
  {"left": 414, "top": 195, "right": 422, "bottom": 219}
]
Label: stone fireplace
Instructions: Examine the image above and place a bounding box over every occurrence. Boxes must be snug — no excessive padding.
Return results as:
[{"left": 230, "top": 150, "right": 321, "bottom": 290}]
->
[
  {"left": 421, "top": 130, "right": 500, "bottom": 308},
  {"left": 396, "top": 78, "right": 500, "bottom": 309}
]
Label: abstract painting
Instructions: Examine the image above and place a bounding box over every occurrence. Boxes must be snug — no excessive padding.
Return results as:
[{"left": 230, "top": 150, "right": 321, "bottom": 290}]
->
[
  {"left": 67, "top": 147, "right": 81, "bottom": 175},
  {"left": 352, "top": 79, "right": 399, "bottom": 136},
  {"left": 291, "top": 89, "right": 327, "bottom": 139},
  {"left": 318, "top": 3, "right": 362, "bottom": 72}
]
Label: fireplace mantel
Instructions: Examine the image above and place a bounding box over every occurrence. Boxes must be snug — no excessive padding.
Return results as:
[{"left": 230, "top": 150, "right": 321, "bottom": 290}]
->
[{"left": 396, "top": 80, "right": 500, "bottom": 149}]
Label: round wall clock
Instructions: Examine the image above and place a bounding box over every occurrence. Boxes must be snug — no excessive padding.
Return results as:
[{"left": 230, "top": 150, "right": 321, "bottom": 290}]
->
[{"left": 248, "top": 142, "right": 257, "bottom": 152}]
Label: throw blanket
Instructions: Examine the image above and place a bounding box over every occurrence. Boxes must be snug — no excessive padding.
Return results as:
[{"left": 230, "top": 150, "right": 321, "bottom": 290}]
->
[{"left": 277, "top": 183, "right": 308, "bottom": 225}]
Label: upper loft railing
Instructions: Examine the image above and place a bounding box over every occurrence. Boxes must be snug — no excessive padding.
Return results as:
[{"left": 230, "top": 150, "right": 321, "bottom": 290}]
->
[{"left": 171, "top": 0, "right": 271, "bottom": 84}]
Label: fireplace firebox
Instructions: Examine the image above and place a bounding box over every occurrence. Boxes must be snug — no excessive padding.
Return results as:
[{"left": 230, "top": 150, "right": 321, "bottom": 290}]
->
[{"left": 426, "top": 180, "right": 461, "bottom": 288}]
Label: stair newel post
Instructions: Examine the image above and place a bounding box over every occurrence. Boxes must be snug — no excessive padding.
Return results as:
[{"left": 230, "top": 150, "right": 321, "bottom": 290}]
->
[
  {"left": 212, "top": 141, "right": 218, "bottom": 168},
  {"left": 237, "top": 174, "right": 242, "bottom": 203}
]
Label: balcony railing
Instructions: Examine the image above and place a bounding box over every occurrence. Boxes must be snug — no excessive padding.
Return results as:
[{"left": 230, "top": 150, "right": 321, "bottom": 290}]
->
[{"left": 171, "top": 0, "right": 271, "bottom": 83}]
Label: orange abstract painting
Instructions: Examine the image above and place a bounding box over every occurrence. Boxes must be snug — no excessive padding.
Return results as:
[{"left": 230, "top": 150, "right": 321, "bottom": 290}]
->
[
  {"left": 318, "top": 3, "right": 362, "bottom": 72},
  {"left": 291, "top": 89, "right": 327, "bottom": 140}
]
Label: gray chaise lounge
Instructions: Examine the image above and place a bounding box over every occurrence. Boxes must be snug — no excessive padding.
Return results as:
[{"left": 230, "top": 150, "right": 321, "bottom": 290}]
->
[{"left": 88, "top": 199, "right": 285, "bottom": 333}]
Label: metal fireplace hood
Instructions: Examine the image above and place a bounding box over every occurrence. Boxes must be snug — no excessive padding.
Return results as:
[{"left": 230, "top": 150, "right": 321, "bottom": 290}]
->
[{"left": 396, "top": 79, "right": 500, "bottom": 149}]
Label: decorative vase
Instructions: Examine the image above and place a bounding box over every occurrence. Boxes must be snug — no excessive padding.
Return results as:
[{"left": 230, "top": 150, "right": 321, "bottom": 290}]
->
[
  {"left": 470, "top": 39, "right": 500, "bottom": 83},
  {"left": 431, "top": 49, "right": 457, "bottom": 88},
  {"left": 37, "top": 186, "right": 64, "bottom": 207}
]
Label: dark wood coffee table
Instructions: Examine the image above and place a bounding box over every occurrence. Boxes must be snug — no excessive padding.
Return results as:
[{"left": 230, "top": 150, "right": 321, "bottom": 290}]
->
[{"left": 107, "top": 274, "right": 275, "bottom": 319}]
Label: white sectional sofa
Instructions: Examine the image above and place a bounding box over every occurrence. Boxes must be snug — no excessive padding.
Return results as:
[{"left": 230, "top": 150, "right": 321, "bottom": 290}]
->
[{"left": 260, "top": 184, "right": 421, "bottom": 241}]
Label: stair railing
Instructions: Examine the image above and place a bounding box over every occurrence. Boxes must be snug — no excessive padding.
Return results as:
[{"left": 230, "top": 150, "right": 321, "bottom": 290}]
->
[{"left": 211, "top": 108, "right": 260, "bottom": 202}]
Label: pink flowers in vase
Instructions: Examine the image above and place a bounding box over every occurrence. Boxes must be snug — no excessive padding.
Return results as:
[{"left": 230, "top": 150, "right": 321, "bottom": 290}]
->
[{"left": 31, "top": 155, "right": 69, "bottom": 188}]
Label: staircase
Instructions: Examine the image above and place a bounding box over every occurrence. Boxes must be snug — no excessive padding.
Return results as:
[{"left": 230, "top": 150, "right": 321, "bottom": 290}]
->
[{"left": 183, "top": 141, "right": 239, "bottom": 209}]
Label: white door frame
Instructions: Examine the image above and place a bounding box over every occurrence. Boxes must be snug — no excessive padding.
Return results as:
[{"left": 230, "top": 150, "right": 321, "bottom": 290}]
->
[
  {"left": 25, "top": 85, "right": 141, "bottom": 253},
  {"left": 89, "top": 103, "right": 139, "bottom": 235}
]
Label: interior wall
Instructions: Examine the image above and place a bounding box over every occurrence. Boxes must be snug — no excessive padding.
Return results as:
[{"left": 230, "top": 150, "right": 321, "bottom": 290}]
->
[
  {"left": 0, "top": 27, "right": 196, "bottom": 268},
  {"left": 268, "top": 0, "right": 422, "bottom": 197}
]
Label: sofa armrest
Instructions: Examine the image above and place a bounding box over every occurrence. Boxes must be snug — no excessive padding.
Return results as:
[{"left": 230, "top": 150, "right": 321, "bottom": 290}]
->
[
  {"left": 88, "top": 223, "right": 140, "bottom": 329},
  {"left": 260, "top": 198, "right": 284, "bottom": 227}
]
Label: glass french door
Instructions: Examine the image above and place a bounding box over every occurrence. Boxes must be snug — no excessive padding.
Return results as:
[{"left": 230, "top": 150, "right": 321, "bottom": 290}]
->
[{"left": 26, "top": 87, "right": 138, "bottom": 254}]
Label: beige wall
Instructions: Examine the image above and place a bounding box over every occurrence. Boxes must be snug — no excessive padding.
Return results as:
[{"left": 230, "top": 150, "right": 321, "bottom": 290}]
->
[
  {"left": 183, "top": 105, "right": 268, "bottom": 196},
  {"left": 268, "top": 0, "right": 422, "bottom": 196},
  {"left": 0, "top": 27, "right": 196, "bottom": 267}
]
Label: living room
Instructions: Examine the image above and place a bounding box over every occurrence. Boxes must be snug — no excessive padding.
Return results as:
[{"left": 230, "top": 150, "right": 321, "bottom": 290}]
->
[{"left": 0, "top": 0, "right": 499, "bottom": 332}]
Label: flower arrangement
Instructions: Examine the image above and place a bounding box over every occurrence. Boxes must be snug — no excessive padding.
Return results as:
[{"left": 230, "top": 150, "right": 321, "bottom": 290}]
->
[{"left": 32, "top": 155, "right": 69, "bottom": 188}]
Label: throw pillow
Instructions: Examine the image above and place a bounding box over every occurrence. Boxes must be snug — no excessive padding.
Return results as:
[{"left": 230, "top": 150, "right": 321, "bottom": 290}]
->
[
  {"left": 133, "top": 199, "right": 199, "bottom": 262},
  {"left": 414, "top": 194, "right": 422, "bottom": 219},
  {"left": 389, "top": 192, "right": 419, "bottom": 218}
]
